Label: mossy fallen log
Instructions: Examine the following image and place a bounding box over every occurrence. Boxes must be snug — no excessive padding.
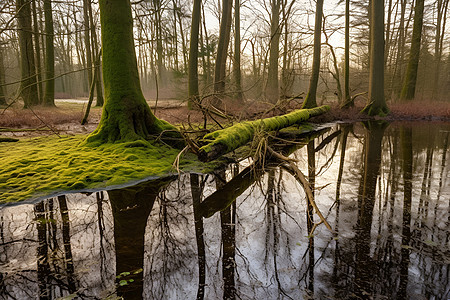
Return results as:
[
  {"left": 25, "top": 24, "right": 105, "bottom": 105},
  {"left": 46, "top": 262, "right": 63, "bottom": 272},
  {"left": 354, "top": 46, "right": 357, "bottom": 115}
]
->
[{"left": 197, "top": 105, "right": 330, "bottom": 162}]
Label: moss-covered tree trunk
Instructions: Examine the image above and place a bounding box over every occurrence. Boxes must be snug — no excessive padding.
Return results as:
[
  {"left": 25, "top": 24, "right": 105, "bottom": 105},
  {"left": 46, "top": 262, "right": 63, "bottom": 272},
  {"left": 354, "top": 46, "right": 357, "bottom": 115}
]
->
[
  {"left": 87, "top": 0, "right": 180, "bottom": 145},
  {"left": 400, "top": 0, "right": 425, "bottom": 101},
  {"left": 198, "top": 105, "right": 330, "bottom": 161},
  {"left": 17, "top": 0, "right": 39, "bottom": 108},
  {"left": 362, "top": 0, "right": 389, "bottom": 116},
  {"left": 301, "top": 0, "right": 323, "bottom": 109},
  {"left": 43, "top": 0, "right": 55, "bottom": 106}
]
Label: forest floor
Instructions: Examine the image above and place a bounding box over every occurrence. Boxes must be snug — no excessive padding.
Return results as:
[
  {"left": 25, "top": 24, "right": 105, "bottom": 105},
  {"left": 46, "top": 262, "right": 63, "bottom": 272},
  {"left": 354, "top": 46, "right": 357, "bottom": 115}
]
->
[{"left": 1, "top": 98, "right": 449, "bottom": 139}]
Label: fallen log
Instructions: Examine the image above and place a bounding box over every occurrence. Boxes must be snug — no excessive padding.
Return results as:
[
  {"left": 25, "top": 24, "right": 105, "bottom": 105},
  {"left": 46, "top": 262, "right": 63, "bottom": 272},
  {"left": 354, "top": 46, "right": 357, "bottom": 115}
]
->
[{"left": 197, "top": 105, "right": 330, "bottom": 162}]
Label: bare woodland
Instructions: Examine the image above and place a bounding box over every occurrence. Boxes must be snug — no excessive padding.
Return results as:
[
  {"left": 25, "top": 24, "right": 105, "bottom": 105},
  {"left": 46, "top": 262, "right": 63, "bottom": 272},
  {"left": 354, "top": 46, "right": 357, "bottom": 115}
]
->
[{"left": 0, "top": 0, "right": 449, "bottom": 111}]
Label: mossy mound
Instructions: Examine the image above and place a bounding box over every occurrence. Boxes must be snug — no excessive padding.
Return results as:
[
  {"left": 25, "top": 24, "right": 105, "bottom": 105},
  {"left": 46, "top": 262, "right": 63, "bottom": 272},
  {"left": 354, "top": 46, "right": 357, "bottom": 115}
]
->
[{"left": 0, "top": 135, "right": 212, "bottom": 204}]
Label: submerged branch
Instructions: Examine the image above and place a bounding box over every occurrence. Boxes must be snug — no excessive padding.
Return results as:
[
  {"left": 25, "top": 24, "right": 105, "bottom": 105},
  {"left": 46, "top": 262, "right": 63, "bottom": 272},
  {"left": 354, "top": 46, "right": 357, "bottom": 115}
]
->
[{"left": 267, "top": 146, "right": 333, "bottom": 233}]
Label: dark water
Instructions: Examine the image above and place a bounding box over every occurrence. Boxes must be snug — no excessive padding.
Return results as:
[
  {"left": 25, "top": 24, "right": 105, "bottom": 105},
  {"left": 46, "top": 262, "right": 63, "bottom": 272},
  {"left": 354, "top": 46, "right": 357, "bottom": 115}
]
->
[{"left": 1, "top": 122, "right": 449, "bottom": 300}]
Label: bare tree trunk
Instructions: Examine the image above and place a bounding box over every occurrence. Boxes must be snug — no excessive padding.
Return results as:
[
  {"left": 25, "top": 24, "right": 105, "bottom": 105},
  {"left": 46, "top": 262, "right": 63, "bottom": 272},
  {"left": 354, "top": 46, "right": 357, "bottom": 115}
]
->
[
  {"left": 31, "top": 0, "right": 43, "bottom": 104},
  {"left": 88, "top": 1, "right": 103, "bottom": 106},
  {"left": 154, "top": 0, "right": 166, "bottom": 86},
  {"left": 362, "top": 0, "right": 389, "bottom": 116},
  {"left": 233, "top": 0, "right": 243, "bottom": 102},
  {"left": 432, "top": 0, "right": 449, "bottom": 99},
  {"left": 400, "top": 0, "right": 425, "bottom": 101},
  {"left": 16, "top": 0, "right": 39, "bottom": 108},
  {"left": 0, "top": 44, "right": 7, "bottom": 105},
  {"left": 175, "top": 3, "right": 188, "bottom": 72},
  {"left": 265, "top": 0, "right": 281, "bottom": 103},
  {"left": 341, "top": 0, "right": 352, "bottom": 108},
  {"left": 188, "top": 0, "right": 201, "bottom": 109},
  {"left": 301, "top": 0, "right": 323, "bottom": 109},
  {"left": 43, "top": 0, "right": 55, "bottom": 106},
  {"left": 202, "top": 3, "right": 212, "bottom": 85},
  {"left": 83, "top": 0, "right": 93, "bottom": 92},
  {"left": 213, "top": 0, "right": 233, "bottom": 105}
]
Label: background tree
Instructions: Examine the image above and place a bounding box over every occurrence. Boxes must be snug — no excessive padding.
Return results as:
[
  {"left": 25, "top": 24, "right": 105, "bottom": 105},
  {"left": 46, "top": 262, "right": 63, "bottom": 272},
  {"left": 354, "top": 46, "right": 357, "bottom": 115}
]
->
[
  {"left": 341, "top": 0, "right": 352, "bottom": 108},
  {"left": 265, "top": 0, "right": 281, "bottom": 103},
  {"left": 213, "top": 0, "right": 233, "bottom": 105},
  {"left": 301, "top": 0, "right": 324, "bottom": 109},
  {"left": 400, "top": 0, "right": 425, "bottom": 101},
  {"left": 233, "top": 0, "right": 243, "bottom": 102},
  {"left": 362, "top": 0, "right": 389, "bottom": 116},
  {"left": 43, "top": 0, "right": 55, "bottom": 106},
  {"left": 16, "top": 0, "right": 38, "bottom": 108},
  {"left": 0, "top": 43, "right": 6, "bottom": 105},
  {"left": 188, "top": 0, "right": 201, "bottom": 108}
]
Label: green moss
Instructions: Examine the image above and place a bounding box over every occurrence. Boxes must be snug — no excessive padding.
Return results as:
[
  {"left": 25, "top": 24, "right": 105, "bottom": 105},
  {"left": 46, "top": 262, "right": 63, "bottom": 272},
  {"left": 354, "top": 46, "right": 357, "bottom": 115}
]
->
[
  {"left": 199, "top": 105, "right": 330, "bottom": 155},
  {"left": 0, "top": 135, "right": 215, "bottom": 204}
]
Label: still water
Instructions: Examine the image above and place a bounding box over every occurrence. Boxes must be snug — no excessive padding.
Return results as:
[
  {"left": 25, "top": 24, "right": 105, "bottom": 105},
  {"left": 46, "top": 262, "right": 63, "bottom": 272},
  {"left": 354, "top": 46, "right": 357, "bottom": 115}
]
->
[{"left": 0, "top": 122, "right": 449, "bottom": 300}]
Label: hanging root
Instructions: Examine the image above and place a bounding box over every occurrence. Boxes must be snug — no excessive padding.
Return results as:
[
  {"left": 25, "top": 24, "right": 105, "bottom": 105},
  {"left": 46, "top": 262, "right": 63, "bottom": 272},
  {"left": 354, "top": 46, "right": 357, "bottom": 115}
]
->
[{"left": 266, "top": 146, "right": 333, "bottom": 234}]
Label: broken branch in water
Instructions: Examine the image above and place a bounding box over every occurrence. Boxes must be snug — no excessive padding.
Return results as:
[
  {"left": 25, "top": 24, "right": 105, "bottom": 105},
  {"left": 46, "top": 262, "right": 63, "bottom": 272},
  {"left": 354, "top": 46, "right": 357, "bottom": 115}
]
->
[{"left": 267, "top": 146, "right": 333, "bottom": 234}]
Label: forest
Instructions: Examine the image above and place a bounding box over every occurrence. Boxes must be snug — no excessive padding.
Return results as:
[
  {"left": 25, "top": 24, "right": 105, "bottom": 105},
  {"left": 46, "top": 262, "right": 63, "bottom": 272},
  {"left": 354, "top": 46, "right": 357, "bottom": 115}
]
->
[{"left": 0, "top": 0, "right": 448, "bottom": 110}]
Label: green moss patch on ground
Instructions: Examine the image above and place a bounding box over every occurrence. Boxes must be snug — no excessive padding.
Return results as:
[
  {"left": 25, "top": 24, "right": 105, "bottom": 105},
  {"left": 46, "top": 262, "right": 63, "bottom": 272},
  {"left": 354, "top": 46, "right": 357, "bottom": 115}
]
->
[{"left": 0, "top": 135, "right": 212, "bottom": 204}]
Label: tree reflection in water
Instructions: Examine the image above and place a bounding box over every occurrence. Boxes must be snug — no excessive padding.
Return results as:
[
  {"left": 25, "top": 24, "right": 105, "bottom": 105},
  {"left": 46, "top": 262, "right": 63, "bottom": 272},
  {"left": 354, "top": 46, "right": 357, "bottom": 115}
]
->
[{"left": 0, "top": 123, "right": 449, "bottom": 299}]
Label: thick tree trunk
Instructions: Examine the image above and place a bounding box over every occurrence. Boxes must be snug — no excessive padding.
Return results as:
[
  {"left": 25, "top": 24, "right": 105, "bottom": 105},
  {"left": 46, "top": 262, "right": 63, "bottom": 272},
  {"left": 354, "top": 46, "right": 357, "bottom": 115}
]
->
[
  {"left": 400, "top": 0, "right": 425, "bottom": 101},
  {"left": 43, "top": 0, "right": 55, "bottom": 106},
  {"left": 198, "top": 105, "right": 330, "bottom": 161},
  {"left": 265, "top": 0, "right": 281, "bottom": 103},
  {"left": 362, "top": 0, "right": 389, "bottom": 116},
  {"left": 188, "top": 0, "right": 201, "bottom": 108},
  {"left": 301, "top": 0, "right": 323, "bottom": 109},
  {"left": 87, "top": 0, "right": 181, "bottom": 146},
  {"left": 17, "top": 0, "right": 39, "bottom": 108}
]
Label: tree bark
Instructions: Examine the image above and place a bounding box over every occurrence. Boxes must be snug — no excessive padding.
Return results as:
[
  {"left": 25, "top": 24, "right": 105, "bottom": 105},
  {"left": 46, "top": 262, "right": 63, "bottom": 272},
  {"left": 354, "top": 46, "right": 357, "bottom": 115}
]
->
[
  {"left": 0, "top": 44, "right": 7, "bottom": 105},
  {"left": 400, "top": 0, "right": 425, "bottom": 101},
  {"left": 341, "top": 0, "right": 353, "bottom": 108},
  {"left": 188, "top": 0, "right": 201, "bottom": 108},
  {"left": 301, "top": 0, "right": 323, "bottom": 109},
  {"left": 213, "top": 0, "right": 233, "bottom": 104},
  {"left": 265, "top": 0, "right": 281, "bottom": 103},
  {"left": 86, "top": 0, "right": 182, "bottom": 146},
  {"left": 362, "top": 0, "right": 389, "bottom": 116},
  {"left": 43, "top": 0, "right": 55, "bottom": 106},
  {"left": 16, "top": 0, "right": 39, "bottom": 108},
  {"left": 233, "top": 0, "right": 243, "bottom": 102},
  {"left": 31, "top": 0, "right": 43, "bottom": 104}
]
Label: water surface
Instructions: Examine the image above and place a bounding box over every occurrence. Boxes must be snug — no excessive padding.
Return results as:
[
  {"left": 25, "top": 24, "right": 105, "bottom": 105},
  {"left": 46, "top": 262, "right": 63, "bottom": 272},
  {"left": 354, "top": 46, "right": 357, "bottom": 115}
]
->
[{"left": 1, "top": 122, "right": 449, "bottom": 299}]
